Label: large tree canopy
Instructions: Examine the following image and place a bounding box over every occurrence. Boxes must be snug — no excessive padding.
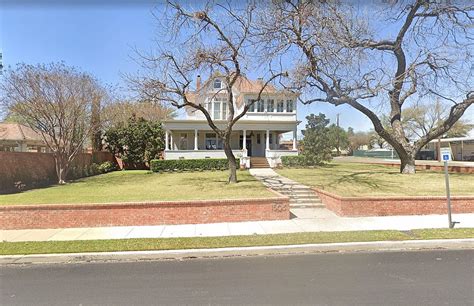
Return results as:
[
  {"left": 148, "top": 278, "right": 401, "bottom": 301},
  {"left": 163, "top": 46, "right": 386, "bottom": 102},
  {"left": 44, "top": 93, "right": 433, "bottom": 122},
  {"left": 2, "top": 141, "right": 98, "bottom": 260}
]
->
[
  {"left": 258, "top": 0, "right": 473, "bottom": 173},
  {"left": 1, "top": 63, "right": 106, "bottom": 184}
]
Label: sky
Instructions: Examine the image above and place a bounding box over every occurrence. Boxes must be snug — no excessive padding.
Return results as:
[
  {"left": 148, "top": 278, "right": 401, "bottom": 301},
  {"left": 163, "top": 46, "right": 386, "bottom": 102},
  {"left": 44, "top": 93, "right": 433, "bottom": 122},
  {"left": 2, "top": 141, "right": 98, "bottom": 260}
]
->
[
  {"left": 1, "top": 1, "right": 472, "bottom": 137},
  {"left": 0, "top": 0, "right": 374, "bottom": 135}
]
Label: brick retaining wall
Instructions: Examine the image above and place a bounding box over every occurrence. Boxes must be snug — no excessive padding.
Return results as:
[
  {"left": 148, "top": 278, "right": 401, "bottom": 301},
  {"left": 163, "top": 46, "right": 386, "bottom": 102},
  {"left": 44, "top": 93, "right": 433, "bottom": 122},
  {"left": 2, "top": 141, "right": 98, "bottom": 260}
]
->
[
  {"left": 314, "top": 188, "right": 474, "bottom": 217},
  {"left": 0, "top": 196, "right": 289, "bottom": 230},
  {"left": 0, "top": 151, "right": 117, "bottom": 193}
]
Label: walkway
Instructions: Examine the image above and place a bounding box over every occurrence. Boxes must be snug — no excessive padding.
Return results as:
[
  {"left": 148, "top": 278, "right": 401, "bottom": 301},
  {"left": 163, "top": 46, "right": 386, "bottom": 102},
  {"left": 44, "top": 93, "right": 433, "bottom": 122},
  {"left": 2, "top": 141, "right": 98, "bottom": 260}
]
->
[
  {"left": 2, "top": 212, "right": 473, "bottom": 242},
  {"left": 249, "top": 168, "right": 323, "bottom": 208}
]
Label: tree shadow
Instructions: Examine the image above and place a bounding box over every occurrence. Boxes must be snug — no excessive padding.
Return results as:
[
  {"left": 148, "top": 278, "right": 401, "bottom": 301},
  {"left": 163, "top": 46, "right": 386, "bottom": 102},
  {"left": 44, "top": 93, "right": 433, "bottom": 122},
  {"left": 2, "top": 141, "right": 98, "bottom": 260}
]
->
[{"left": 328, "top": 171, "right": 394, "bottom": 191}]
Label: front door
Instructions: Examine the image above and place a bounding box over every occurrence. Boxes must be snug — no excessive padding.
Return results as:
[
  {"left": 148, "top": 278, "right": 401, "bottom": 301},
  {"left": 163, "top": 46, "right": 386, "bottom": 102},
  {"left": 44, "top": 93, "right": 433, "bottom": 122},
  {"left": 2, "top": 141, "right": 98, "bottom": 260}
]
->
[{"left": 246, "top": 139, "right": 252, "bottom": 156}]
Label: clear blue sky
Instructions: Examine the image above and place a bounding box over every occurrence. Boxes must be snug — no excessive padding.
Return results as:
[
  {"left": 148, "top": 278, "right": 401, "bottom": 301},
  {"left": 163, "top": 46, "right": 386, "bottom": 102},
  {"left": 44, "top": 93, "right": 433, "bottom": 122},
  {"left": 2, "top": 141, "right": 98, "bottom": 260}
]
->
[{"left": 4, "top": 1, "right": 470, "bottom": 136}]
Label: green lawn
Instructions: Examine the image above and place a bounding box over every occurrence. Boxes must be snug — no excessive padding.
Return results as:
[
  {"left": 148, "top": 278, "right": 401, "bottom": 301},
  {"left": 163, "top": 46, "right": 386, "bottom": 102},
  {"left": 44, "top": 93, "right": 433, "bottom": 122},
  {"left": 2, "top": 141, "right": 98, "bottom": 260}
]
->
[
  {"left": 0, "top": 170, "right": 274, "bottom": 205},
  {"left": 1, "top": 228, "right": 472, "bottom": 255},
  {"left": 276, "top": 162, "right": 474, "bottom": 197}
]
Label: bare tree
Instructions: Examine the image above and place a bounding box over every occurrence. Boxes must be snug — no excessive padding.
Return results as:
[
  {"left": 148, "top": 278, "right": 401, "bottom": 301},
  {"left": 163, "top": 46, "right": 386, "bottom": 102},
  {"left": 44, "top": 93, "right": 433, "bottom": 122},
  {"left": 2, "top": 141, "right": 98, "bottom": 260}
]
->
[
  {"left": 102, "top": 99, "right": 176, "bottom": 129},
  {"left": 131, "top": 1, "right": 285, "bottom": 183},
  {"left": 403, "top": 100, "right": 473, "bottom": 139},
  {"left": 258, "top": 0, "right": 473, "bottom": 173},
  {"left": 1, "top": 63, "right": 106, "bottom": 184}
]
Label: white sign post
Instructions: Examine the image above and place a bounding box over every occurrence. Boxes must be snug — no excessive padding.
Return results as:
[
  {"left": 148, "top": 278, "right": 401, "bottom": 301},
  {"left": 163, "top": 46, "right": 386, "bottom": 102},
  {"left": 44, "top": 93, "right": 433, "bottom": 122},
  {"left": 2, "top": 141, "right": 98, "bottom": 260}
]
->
[{"left": 440, "top": 148, "right": 455, "bottom": 228}]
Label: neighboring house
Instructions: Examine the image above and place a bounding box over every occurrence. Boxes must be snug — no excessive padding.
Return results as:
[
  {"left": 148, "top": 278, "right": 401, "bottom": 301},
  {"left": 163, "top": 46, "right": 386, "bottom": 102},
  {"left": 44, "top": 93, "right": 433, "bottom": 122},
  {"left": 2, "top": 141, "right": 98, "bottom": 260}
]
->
[
  {"left": 423, "top": 137, "right": 474, "bottom": 161},
  {"left": 162, "top": 74, "right": 300, "bottom": 168},
  {"left": 0, "top": 123, "right": 51, "bottom": 153}
]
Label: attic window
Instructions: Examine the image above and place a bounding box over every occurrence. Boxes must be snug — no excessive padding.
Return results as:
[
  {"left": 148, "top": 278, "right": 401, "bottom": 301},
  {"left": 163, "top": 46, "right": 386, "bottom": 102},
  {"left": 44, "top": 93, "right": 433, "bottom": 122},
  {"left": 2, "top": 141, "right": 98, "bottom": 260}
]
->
[{"left": 213, "top": 79, "right": 222, "bottom": 89}]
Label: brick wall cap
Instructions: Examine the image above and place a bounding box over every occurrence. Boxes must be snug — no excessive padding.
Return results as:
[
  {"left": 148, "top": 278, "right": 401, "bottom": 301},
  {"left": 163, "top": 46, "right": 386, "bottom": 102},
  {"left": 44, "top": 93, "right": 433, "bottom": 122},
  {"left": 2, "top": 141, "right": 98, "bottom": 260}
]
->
[
  {"left": 0, "top": 195, "right": 289, "bottom": 211},
  {"left": 313, "top": 187, "right": 474, "bottom": 201}
]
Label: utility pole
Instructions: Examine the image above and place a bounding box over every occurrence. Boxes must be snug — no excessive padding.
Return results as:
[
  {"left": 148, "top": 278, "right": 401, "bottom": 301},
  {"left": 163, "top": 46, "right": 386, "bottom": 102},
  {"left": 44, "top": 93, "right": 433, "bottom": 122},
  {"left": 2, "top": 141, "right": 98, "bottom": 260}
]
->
[{"left": 336, "top": 113, "right": 340, "bottom": 156}]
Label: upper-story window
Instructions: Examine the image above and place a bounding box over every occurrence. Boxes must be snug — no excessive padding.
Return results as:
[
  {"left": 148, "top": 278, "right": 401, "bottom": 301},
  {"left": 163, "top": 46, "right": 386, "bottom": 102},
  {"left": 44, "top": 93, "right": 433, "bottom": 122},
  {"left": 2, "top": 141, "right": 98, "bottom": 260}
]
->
[
  {"left": 277, "top": 100, "right": 284, "bottom": 112},
  {"left": 213, "top": 79, "right": 222, "bottom": 89},
  {"left": 286, "top": 100, "right": 294, "bottom": 112},
  {"left": 267, "top": 99, "right": 274, "bottom": 112},
  {"left": 222, "top": 102, "right": 227, "bottom": 120},
  {"left": 256, "top": 100, "right": 265, "bottom": 112},
  {"left": 247, "top": 99, "right": 256, "bottom": 112}
]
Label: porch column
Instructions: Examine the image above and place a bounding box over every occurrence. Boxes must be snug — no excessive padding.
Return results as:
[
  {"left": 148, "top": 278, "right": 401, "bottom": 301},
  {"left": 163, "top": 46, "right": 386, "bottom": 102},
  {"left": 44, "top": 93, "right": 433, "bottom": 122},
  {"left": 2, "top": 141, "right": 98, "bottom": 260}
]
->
[
  {"left": 165, "top": 130, "right": 169, "bottom": 151},
  {"left": 170, "top": 133, "right": 174, "bottom": 151},
  {"left": 266, "top": 129, "right": 270, "bottom": 151},
  {"left": 242, "top": 130, "right": 247, "bottom": 150},
  {"left": 194, "top": 129, "right": 198, "bottom": 150},
  {"left": 292, "top": 128, "right": 297, "bottom": 150}
]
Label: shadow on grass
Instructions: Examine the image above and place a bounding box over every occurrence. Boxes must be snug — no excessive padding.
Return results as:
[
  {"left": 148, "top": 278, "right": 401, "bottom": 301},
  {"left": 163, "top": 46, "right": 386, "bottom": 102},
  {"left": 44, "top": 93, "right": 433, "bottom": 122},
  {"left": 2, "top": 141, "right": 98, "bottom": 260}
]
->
[{"left": 328, "top": 171, "right": 394, "bottom": 191}]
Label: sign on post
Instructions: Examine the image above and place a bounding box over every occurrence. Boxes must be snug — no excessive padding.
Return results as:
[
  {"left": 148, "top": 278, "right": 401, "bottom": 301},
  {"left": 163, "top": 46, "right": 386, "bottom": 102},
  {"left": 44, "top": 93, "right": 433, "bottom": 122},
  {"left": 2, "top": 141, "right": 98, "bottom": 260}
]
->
[
  {"left": 441, "top": 147, "right": 456, "bottom": 228},
  {"left": 440, "top": 147, "right": 452, "bottom": 161}
]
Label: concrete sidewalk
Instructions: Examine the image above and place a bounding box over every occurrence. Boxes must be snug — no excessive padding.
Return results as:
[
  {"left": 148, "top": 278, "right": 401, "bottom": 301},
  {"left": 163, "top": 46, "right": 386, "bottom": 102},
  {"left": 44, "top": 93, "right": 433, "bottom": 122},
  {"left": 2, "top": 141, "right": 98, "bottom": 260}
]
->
[{"left": 2, "top": 208, "right": 473, "bottom": 242}]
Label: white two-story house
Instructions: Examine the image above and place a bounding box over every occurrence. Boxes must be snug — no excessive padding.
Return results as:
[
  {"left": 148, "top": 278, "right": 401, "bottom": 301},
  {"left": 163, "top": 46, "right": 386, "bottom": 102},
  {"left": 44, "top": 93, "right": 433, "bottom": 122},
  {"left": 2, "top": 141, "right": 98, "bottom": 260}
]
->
[{"left": 162, "top": 74, "right": 300, "bottom": 168}]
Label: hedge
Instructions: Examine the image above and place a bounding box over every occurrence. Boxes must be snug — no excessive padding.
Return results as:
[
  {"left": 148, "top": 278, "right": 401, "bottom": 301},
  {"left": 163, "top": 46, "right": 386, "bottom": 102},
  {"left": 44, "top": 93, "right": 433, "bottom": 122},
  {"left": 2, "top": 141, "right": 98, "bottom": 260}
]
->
[
  {"left": 150, "top": 158, "right": 239, "bottom": 172},
  {"left": 281, "top": 155, "right": 324, "bottom": 167}
]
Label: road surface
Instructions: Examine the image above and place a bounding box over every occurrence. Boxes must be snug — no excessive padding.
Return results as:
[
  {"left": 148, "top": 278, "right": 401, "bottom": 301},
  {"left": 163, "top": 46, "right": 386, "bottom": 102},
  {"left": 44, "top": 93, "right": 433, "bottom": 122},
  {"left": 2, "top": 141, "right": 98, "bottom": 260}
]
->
[{"left": 1, "top": 250, "right": 473, "bottom": 305}]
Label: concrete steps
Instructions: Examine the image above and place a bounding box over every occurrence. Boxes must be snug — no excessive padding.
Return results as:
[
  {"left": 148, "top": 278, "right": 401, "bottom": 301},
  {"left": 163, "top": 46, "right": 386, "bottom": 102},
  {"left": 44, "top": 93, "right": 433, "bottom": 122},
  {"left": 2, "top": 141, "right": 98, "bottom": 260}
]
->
[
  {"left": 272, "top": 186, "right": 325, "bottom": 208},
  {"left": 250, "top": 157, "right": 270, "bottom": 168}
]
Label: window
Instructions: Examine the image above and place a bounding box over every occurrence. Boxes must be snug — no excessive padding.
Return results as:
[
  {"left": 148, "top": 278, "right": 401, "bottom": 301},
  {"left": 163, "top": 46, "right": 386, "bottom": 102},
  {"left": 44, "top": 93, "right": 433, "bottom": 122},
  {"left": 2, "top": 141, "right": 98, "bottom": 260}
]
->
[
  {"left": 269, "top": 133, "right": 273, "bottom": 144},
  {"left": 222, "top": 102, "right": 227, "bottom": 119},
  {"left": 257, "top": 134, "right": 261, "bottom": 144},
  {"left": 205, "top": 133, "right": 217, "bottom": 150},
  {"left": 257, "top": 100, "right": 265, "bottom": 112},
  {"left": 213, "top": 79, "right": 222, "bottom": 89},
  {"left": 179, "top": 133, "right": 188, "bottom": 150},
  {"left": 247, "top": 99, "right": 255, "bottom": 112},
  {"left": 286, "top": 100, "right": 294, "bottom": 112},
  {"left": 277, "top": 100, "right": 284, "bottom": 112},
  {"left": 205, "top": 133, "right": 223, "bottom": 150},
  {"left": 267, "top": 99, "right": 274, "bottom": 112},
  {"left": 213, "top": 101, "right": 221, "bottom": 119}
]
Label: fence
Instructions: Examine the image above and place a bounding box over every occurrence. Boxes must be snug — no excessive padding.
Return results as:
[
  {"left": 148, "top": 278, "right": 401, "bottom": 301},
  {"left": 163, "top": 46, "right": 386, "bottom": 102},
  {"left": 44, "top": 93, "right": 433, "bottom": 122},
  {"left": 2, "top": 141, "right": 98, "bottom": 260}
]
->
[{"left": 0, "top": 151, "right": 116, "bottom": 194}]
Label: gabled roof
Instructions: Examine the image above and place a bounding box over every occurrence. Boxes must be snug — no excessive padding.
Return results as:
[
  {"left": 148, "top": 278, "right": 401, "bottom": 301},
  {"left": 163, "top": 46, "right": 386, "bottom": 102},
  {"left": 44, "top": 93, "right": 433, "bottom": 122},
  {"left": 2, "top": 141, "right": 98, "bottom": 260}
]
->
[
  {"left": 184, "top": 74, "right": 297, "bottom": 115},
  {"left": 0, "top": 123, "right": 45, "bottom": 142}
]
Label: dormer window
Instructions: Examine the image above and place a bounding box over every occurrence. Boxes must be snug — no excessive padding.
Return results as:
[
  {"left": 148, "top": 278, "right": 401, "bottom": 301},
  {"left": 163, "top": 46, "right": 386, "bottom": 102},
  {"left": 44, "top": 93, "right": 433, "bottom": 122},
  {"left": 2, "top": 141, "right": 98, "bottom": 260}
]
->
[{"left": 213, "top": 79, "right": 222, "bottom": 89}]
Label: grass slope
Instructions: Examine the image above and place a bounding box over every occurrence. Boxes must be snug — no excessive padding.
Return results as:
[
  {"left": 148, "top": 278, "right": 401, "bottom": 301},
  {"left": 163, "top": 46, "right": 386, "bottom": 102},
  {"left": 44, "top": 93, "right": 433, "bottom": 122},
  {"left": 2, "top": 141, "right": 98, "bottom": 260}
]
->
[
  {"left": 0, "top": 170, "right": 274, "bottom": 205},
  {"left": 276, "top": 162, "right": 474, "bottom": 197}
]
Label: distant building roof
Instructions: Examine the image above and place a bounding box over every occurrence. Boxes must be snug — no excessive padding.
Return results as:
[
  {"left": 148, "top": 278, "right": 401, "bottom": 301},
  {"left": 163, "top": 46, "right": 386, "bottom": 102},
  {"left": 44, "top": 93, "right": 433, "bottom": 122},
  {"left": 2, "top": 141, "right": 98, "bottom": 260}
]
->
[
  {"left": 0, "top": 123, "right": 45, "bottom": 143},
  {"left": 429, "top": 136, "right": 474, "bottom": 143}
]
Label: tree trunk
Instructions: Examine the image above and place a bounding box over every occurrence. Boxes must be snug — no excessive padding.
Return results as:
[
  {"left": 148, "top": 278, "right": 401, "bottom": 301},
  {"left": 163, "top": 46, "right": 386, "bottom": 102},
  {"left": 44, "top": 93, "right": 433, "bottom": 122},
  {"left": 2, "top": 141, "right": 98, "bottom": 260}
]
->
[
  {"left": 223, "top": 138, "right": 238, "bottom": 184},
  {"left": 398, "top": 150, "right": 416, "bottom": 174},
  {"left": 54, "top": 154, "right": 69, "bottom": 184}
]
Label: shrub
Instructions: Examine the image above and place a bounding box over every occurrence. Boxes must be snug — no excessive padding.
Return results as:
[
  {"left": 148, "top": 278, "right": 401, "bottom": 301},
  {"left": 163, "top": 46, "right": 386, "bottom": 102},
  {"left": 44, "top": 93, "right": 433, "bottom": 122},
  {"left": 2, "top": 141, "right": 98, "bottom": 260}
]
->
[
  {"left": 281, "top": 155, "right": 324, "bottom": 167},
  {"left": 150, "top": 158, "right": 238, "bottom": 172},
  {"left": 98, "top": 161, "right": 117, "bottom": 174},
  {"left": 89, "top": 163, "right": 100, "bottom": 176}
]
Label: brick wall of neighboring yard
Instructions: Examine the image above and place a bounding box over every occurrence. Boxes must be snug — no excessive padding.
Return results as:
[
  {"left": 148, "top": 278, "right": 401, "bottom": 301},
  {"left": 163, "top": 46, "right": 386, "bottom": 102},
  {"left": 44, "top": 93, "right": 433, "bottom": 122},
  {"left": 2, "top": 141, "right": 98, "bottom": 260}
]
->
[
  {"left": 375, "top": 162, "right": 474, "bottom": 174},
  {"left": 0, "top": 151, "right": 116, "bottom": 193},
  {"left": 314, "top": 188, "right": 474, "bottom": 217},
  {"left": 0, "top": 197, "right": 290, "bottom": 230}
]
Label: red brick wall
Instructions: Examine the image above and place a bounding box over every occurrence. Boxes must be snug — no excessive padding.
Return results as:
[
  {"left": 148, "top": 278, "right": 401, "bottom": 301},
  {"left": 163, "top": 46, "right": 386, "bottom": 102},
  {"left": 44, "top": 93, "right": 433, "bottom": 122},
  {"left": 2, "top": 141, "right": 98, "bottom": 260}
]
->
[
  {"left": 375, "top": 162, "right": 474, "bottom": 174},
  {"left": 0, "top": 151, "right": 116, "bottom": 193},
  {"left": 0, "top": 197, "right": 290, "bottom": 230},
  {"left": 315, "top": 188, "right": 474, "bottom": 217}
]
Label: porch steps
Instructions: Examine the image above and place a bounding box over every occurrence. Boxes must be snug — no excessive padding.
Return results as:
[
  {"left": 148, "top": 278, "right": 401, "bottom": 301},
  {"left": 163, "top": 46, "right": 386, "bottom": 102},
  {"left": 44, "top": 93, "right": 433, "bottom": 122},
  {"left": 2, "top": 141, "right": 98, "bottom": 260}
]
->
[
  {"left": 250, "top": 157, "right": 270, "bottom": 168},
  {"left": 272, "top": 186, "right": 325, "bottom": 208}
]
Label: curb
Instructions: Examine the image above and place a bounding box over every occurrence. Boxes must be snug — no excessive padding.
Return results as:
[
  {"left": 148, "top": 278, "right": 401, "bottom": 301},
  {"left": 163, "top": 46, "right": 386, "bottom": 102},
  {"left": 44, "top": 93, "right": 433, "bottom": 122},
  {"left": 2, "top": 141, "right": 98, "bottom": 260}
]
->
[{"left": 1, "top": 238, "right": 473, "bottom": 265}]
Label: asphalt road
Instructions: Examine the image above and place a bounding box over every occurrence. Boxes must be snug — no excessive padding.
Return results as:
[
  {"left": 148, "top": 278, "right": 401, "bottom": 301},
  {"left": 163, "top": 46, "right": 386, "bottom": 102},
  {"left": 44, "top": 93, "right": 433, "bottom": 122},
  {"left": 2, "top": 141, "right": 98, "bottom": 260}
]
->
[{"left": 1, "top": 250, "right": 473, "bottom": 305}]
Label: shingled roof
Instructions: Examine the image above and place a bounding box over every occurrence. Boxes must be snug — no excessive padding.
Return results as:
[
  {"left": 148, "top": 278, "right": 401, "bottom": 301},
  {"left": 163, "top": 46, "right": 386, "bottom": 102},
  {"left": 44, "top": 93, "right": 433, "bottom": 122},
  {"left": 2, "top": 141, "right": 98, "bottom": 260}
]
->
[{"left": 0, "top": 123, "right": 45, "bottom": 142}]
